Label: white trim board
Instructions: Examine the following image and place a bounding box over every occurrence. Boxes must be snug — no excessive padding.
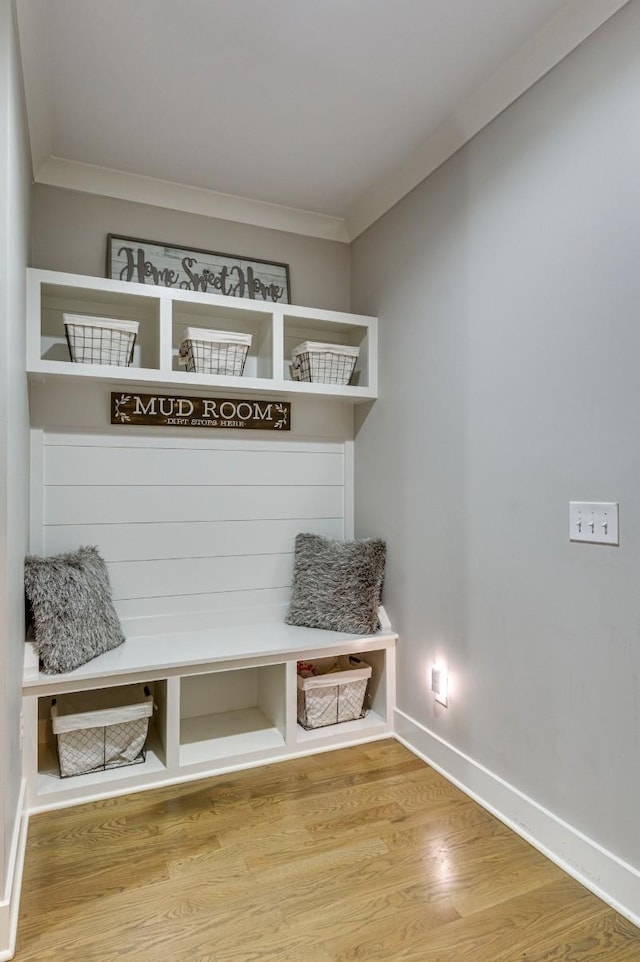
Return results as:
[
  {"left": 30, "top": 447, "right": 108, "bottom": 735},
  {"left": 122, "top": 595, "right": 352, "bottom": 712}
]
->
[
  {"left": 0, "top": 780, "right": 28, "bottom": 962},
  {"left": 394, "top": 709, "right": 640, "bottom": 929},
  {"left": 35, "top": 157, "right": 349, "bottom": 243},
  {"left": 16, "top": 0, "right": 630, "bottom": 241}
]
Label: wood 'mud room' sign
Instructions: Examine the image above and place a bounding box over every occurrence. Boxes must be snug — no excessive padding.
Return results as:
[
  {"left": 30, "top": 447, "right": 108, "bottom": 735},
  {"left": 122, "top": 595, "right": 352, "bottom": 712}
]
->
[{"left": 111, "top": 392, "right": 291, "bottom": 430}]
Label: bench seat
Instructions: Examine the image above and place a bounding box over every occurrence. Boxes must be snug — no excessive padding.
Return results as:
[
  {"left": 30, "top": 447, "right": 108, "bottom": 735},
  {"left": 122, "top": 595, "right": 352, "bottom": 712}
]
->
[{"left": 23, "top": 614, "right": 398, "bottom": 696}]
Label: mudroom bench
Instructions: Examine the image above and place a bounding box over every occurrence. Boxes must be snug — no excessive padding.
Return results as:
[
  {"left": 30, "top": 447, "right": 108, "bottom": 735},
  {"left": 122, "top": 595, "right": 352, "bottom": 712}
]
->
[
  {"left": 22, "top": 611, "right": 397, "bottom": 813},
  {"left": 23, "top": 273, "right": 393, "bottom": 812}
]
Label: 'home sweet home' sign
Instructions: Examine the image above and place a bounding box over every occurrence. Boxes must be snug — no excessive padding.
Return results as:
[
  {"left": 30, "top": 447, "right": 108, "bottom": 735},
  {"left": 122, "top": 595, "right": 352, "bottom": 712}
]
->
[
  {"left": 111, "top": 393, "right": 291, "bottom": 431},
  {"left": 107, "top": 235, "right": 291, "bottom": 303}
]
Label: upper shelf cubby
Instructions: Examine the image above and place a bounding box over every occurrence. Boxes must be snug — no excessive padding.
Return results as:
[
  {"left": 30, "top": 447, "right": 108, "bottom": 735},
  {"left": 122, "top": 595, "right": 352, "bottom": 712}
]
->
[{"left": 26, "top": 269, "right": 378, "bottom": 401}]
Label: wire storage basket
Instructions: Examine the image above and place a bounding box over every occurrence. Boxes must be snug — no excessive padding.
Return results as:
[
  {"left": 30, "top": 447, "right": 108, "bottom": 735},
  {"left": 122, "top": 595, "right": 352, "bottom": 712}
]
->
[
  {"left": 297, "top": 656, "right": 372, "bottom": 729},
  {"left": 63, "top": 314, "right": 139, "bottom": 366},
  {"left": 291, "top": 341, "right": 359, "bottom": 385},
  {"left": 51, "top": 684, "right": 154, "bottom": 777},
  {"left": 178, "top": 327, "right": 252, "bottom": 376}
]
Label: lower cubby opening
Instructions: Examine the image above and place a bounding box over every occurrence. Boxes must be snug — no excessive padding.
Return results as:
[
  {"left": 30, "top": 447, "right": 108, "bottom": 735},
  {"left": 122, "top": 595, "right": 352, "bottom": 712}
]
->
[
  {"left": 179, "top": 664, "right": 287, "bottom": 766},
  {"left": 35, "top": 680, "right": 168, "bottom": 797},
  {"left": 295, "top": 649, "right": 389, "bottom": 743}
]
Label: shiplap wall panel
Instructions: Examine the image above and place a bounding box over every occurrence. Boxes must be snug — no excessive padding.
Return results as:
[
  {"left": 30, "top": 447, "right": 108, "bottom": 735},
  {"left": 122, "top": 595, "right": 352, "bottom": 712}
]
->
[
  {"left": 117, "top": 587, "right": 292, "bottom": 625},
  {"left": 108, "top": 555, "right": 293, "bottom": 601},
  {"left": 43, "top": 518, "right": 344, "bottom": 562},
  {"left": 44, "top": 445, "right": 343, "bottom": 487},
  {"left": 44, "top": 485, "right": 344, "bottom": 525},
  {"left": 37, "top": 432, "right": 348, "bottom": 626}
]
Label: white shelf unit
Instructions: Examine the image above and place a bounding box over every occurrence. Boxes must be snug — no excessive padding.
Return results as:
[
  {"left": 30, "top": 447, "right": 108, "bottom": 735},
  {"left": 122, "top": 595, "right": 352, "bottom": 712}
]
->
[
  {"left": 26, "top": 269, "right": 378, "bottom": 400},
  {"left": 22, "top": 627, "right": 396, "bottom": 812}
]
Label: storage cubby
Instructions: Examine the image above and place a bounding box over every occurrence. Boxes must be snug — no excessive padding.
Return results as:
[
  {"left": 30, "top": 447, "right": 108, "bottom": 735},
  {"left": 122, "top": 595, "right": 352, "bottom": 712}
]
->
[
  {"left": 31, "top": 679, "right": 169, "bottom": 802},
  {"left": 179, "top": 665, "right": 287, "bottom": 766},
  {"left": 171, "top": 298, "right": 273, "bottom": 378},
  {"left": 295, "top": 649, "right": 390, "bottom": 744},
  {"left": 39, "top": 281, "right": 161, "bottom": 370},
  {"left": 282, "top": 312, "right": 372, "bottom": 387}
]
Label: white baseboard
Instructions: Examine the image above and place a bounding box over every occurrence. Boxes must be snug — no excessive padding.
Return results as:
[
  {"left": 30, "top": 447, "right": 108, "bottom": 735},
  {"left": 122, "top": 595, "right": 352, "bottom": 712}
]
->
[
  {"left": 394, "top": 708, "right": 640, "bottom": 928},
  {"left": 0, "top": 780, "right": 29, "bottom": 961}
]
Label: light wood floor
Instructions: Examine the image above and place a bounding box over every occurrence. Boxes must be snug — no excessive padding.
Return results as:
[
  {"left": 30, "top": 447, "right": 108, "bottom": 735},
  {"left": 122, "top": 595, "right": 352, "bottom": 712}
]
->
[{"left": 14, "top": 740, "right": 640, "bottom": 961}]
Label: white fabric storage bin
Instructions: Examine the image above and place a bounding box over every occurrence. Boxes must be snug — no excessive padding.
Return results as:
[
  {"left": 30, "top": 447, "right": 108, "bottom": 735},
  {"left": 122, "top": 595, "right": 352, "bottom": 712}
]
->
[
  {"left": 178, "top": 326, "right": 252, "bottom": 375},
  {"left": 297, "top": 656, "right": 372, "bottom": 729},
  {"left": 291, "top": 341, "right": 359, "bottom": 385},
  {"left": 51, "top": 684, "right": 154, "bottom": 777},
  {"left": 63, "top": 314, "right": 139, "bottom": 367}
]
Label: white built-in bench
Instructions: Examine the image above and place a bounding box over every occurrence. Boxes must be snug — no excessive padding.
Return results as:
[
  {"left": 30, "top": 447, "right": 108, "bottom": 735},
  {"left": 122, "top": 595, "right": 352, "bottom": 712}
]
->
[
  {"left": 22, "top": 612, "right": 397, "bottom": 812},
  {"left": 24, "top": 431, "right": 397, "bottom": 812}
]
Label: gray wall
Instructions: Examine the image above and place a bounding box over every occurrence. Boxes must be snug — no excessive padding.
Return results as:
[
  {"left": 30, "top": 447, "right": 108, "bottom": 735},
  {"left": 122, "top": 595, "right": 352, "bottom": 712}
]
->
[
  {"left": 352, "top": 2, "right": 640, "bottom": 870},
  {"left": 0, "top": 0, "right": 30, "bottom": 938},
  {"left": 29, "top": 379, "right": 355, "bottom": 442},
  {"left": 31, "top": 185, "right": 351, "bottom": 312}
]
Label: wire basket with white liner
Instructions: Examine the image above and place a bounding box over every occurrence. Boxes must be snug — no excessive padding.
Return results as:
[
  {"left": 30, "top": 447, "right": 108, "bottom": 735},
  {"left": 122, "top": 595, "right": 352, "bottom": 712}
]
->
[
  {"left": 63, "top": 314, "right": 139, "bottom": 366},
  {"left": 290, "top": 341, "right": 359, "bottom": 385},
  {"left": 51, "top": 684, "right": 154, "bottom": 777},
  {"left": 178, "top": 326, "right": 252, "bottom": 375},
  {"left": 297, "top": 655, "right": 372, "bottom": 729}
]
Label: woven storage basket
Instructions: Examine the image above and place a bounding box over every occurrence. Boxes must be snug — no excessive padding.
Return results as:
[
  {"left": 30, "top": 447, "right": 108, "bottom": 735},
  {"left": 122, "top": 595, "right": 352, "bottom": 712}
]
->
[
  {"left": 291, "top": 341, "right": 359, "bottom": 385},
  {"left": 63, "top": 314, "right": 139, "bottom": 367},
  {"left": 297, "top": 656, "right": 372, "bottom": 729},
  {"left": 51, "top": 684, "right": 154, "bottom": 778},
  {"left": 178, "top": 326, "right": 252, "bottom": 375}
]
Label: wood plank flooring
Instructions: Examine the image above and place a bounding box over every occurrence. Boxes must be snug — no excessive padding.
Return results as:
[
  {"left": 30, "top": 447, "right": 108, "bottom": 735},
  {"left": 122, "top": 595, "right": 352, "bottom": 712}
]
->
[{"left": 14, "top": 740, "right": 640, "bottom": 961}]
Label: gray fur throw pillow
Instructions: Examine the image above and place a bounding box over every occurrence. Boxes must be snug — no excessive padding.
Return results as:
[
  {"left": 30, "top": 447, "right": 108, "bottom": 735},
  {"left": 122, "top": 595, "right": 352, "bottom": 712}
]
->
[
  {"left": 24, "top": 546, "right": 125, "bottom": 674},
  {"left": 285, "top": 533, "right": 386, "bottom": 634}
]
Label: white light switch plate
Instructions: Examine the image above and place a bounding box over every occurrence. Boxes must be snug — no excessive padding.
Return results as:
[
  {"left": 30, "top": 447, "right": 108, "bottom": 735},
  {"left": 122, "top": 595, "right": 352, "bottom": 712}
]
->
[{"left": 569, "top": 501, "right": 619, "bottom": 545}]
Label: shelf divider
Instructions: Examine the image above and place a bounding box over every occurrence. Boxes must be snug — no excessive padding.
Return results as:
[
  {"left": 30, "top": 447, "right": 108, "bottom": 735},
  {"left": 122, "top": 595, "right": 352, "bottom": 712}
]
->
[
  {"left": 161, "top": 676, "right": 181, "bottom": 771},
  {"left": 271, "top": 309, "right": 284, "bottom": 383},
  {"left": 158, "top": 296, "right": 173, "bottom": 372}
]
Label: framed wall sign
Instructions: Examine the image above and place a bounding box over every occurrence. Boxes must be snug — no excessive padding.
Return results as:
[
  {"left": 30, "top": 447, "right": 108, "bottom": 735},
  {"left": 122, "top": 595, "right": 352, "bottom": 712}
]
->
[
  {"left": 112, "top": 392, "right": 291, "bottom": 431},
  {"left": 107, "top": 234, "right": 291, "bottom": 304}
]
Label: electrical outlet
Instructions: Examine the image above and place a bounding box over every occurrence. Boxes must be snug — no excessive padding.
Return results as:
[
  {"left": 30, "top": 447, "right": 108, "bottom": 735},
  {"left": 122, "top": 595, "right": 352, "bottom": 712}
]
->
[{"left": 569, "top": 502, "right": 619, "bottom": 545}]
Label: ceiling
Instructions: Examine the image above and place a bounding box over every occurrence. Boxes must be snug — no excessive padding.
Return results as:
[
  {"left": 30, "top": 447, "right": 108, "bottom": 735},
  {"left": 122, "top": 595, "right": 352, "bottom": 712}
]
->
[{"left": 16, "top": 0, "right": 629, "bottom": 241}]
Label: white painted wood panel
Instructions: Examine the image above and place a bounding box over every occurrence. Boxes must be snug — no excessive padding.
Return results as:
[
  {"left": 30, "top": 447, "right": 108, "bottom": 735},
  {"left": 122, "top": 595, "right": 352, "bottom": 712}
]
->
[
  {"left": 44, "top": 484, "right": 344, "bottom": 525},
  {"left": 38, "top": 432, "right": 348, "bottom": 625},
  {"left": 44, "top": 445, "right": 344, "bottom": 487},
  {"left": 42, "top": 432, "right": 344, "bottom": 453},
  {"left": 116, "top": 587, "right": 291, "bottom": 625},
  {"left": 108, "top": 553, "right": 293, "bottom": 600},
  {"left": 43, "top": 517, "right": 344, "bottom": 562},
  {"left": 259, "top": 664, "right": 287, "bottom": 739}
]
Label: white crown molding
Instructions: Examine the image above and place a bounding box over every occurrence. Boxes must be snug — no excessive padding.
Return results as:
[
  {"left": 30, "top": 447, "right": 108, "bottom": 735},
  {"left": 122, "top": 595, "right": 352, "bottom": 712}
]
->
[
  {"left": 16, "top": 0, "right": 630, "bottom": 243},
  {"left": 395, "top": 710, "right": 640, "bottom": 928},
  {"left": 35, "top": 157, "right": 350, "bottom": 243},
  {"left": 345, "top": 0, "right": 631, "bottom": 240}
]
